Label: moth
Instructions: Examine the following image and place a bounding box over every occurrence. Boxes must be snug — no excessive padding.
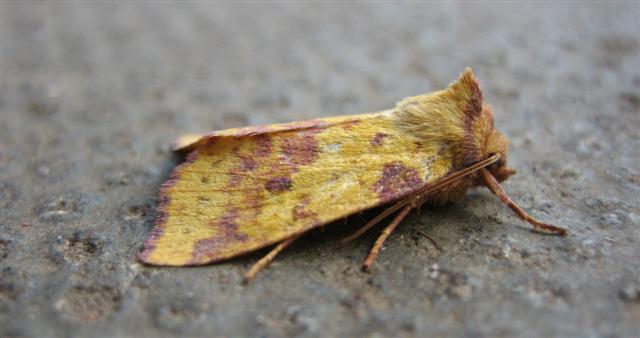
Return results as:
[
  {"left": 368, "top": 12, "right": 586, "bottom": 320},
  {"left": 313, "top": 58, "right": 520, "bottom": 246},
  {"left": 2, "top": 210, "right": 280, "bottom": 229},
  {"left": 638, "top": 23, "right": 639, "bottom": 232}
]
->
[{"left": 138, "top": 68, "right": 567, "bottom": 282}]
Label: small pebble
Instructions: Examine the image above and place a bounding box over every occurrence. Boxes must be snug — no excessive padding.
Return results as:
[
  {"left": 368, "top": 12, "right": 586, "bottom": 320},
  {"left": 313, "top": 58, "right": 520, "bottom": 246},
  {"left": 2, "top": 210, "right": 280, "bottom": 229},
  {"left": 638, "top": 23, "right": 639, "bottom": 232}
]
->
[{"left": 619, "top": 285, "right": 640, "bottom": 302}]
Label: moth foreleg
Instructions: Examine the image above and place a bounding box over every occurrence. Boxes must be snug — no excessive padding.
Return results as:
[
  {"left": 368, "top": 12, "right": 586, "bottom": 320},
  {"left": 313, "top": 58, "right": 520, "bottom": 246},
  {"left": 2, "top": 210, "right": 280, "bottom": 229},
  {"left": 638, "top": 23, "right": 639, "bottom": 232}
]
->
[
  {"left": 243, "top": 233, "right": 302, "bottom": 284},
  {"left": 362, "top": 204, "right": 414, "bottom": 271},
  {"left": 480, "top": 168, "right": 568, "bottom": 236}
]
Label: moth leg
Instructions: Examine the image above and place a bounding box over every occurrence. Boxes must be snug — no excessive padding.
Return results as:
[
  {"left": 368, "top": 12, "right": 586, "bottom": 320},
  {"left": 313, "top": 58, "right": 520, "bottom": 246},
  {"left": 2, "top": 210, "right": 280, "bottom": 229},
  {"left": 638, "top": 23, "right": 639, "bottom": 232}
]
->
[
  {"left": 480, "top": 168, "right": 568, "bottom": 236},
  {"left": 362, "top": 204, "right": 413, "bottom": 271},
  {"left": 413, "top": 228, "right": 443, "bottom": 252},
  {"left": 243, "top": 234, "right": 302, "bottom": 284},
  {"left": 341, "top": 199, "right": 411, "bottom": 243}
]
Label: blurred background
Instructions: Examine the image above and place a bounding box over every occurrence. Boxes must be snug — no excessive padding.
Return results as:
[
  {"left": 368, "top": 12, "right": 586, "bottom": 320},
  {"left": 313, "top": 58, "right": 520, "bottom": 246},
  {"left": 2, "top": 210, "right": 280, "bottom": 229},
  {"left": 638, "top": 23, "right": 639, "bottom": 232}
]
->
[{"left": 1, "top": 2, "right": 639, "bottom": 337}]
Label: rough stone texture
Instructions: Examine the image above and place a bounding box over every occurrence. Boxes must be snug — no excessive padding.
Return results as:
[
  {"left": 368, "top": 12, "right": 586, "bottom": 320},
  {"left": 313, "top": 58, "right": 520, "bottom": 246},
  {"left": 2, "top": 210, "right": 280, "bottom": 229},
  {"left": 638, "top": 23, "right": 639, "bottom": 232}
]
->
[{"left": 1, "top": 3, "right": 639, "bottom": 338}]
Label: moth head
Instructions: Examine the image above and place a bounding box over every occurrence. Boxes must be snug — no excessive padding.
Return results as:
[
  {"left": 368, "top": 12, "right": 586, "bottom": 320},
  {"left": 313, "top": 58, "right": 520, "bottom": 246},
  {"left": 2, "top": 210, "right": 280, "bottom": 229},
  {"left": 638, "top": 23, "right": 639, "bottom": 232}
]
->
[{"left": 485, "top": 126, "right": 516, "bottom": 183}]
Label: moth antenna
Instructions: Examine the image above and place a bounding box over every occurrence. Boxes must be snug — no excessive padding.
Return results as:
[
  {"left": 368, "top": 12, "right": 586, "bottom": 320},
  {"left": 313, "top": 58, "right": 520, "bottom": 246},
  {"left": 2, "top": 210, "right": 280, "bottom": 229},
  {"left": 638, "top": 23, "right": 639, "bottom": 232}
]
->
[
  {"left": 362, "top": 204, "right": 413, "bottom": 271},
  {"left": 243, "top": 234, "right": 302, "bottom": 284},
  {"left": 479, "top": 169, "right": 568, "bottom": 236},
  {"left": 342, "top": 154, "right": 501, "bottom": 245},
  {"left": 341, "top": 198, "right": 411, "bottom": 243}
]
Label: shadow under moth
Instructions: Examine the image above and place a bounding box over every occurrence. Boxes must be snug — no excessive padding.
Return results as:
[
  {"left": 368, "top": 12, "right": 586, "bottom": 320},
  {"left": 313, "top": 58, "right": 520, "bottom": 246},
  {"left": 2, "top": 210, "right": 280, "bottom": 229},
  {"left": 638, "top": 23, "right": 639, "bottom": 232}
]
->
[{"left": 138, "top": 68, "right": 567, "bottom": 283}]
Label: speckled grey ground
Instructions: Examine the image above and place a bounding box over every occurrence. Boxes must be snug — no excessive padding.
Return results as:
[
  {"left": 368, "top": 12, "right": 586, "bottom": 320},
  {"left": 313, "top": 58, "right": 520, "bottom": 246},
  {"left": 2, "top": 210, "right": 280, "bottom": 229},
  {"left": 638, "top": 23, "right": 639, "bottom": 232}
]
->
[{"left": 1, "top": 2, "right": 639, "bottom": 338}]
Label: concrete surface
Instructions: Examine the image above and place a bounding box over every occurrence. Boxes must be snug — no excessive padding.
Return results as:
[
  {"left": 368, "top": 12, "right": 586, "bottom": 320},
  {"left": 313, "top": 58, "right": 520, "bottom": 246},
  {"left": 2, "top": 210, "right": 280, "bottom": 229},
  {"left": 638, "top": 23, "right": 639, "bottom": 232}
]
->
[{"left": 1, "top": 2, "right": 639, "bottom": 337}]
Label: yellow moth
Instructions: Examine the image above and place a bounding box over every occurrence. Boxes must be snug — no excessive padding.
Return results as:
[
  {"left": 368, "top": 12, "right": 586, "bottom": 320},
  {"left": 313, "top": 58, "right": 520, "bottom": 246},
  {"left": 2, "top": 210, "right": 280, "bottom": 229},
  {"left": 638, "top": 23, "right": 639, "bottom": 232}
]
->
[{"left": 139, "top": 68, "right": 567, "bottom": 282}]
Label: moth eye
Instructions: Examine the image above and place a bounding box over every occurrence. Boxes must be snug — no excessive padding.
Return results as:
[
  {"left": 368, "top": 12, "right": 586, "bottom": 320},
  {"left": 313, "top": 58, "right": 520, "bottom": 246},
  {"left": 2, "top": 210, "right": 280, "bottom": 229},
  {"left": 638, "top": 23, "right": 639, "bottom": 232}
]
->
[{"left": 486, "top": 153, "right": 501, "bottom": 170}]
